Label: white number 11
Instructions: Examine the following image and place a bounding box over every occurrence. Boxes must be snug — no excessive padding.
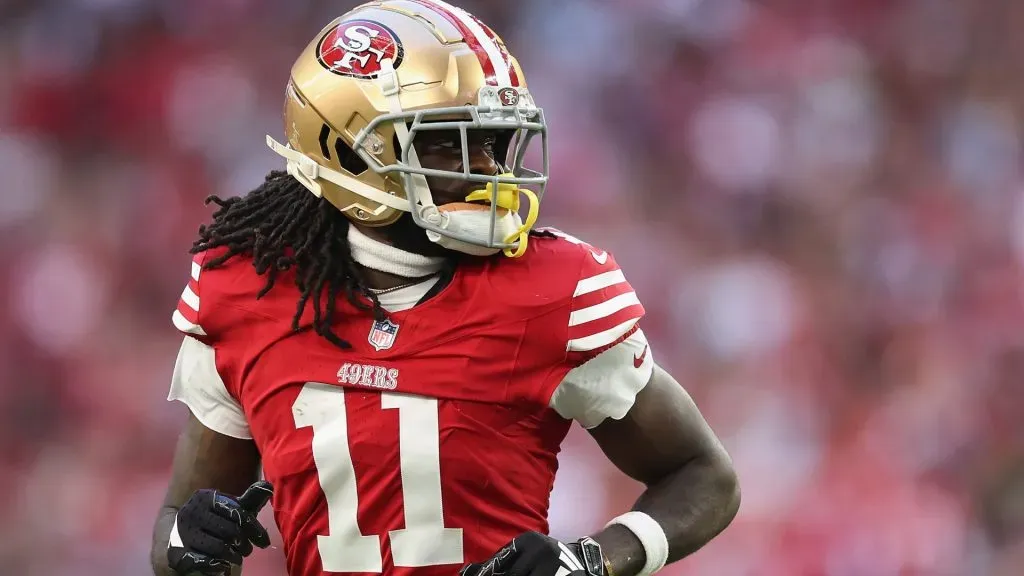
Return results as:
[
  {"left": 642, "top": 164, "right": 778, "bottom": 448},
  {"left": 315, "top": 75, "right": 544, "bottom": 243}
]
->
[{"left": 292, "top": 383, "right": 464, "bottom": 572}]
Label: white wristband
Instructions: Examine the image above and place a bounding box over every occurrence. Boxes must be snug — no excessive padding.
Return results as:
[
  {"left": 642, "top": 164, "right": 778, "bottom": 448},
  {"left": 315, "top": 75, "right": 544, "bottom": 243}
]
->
[{"left": 604, "top": 511, "right": 668, "bottom": 576}]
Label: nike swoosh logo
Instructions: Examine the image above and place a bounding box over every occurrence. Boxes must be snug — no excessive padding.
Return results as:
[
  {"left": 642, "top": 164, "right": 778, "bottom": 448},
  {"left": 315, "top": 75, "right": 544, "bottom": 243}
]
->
[
  {"left": 633, "top": 345, "right": 648, "bottom": 368},
  {"left": 589, "top": 250, "right": 607, "bottom": 264}
]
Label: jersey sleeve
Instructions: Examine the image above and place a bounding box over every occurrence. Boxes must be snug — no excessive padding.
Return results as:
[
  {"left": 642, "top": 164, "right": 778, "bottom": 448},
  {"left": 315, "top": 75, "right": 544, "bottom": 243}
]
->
[
  {"left": 549, "top": 327, "right": 654, "bottom": 428},
  {"left": 526, "top": 230, "right": 651, "bottom": 424},
  {"left": 167, "top": 251, "right": 252, "bottom": 439},
  {"left": 168, "top": 336, "right": 252, "bottom": 439}
]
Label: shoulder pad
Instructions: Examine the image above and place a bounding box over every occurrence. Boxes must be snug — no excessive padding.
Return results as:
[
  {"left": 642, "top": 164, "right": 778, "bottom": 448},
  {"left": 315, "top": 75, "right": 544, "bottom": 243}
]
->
[
  {"left": 171, "top": 248, "right": 264, "bottom": 343},
  {"left": 534, "top": 228, "right": 644, "bottom": 356}
]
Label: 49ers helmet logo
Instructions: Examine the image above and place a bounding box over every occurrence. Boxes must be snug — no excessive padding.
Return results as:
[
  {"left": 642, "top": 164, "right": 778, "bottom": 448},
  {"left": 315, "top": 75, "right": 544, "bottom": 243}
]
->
[
  {"left": 497, "top": 87, "right": 520, "bottom": 106},
  {"left": 316, "top": 20, "right": 404, "bottom": 78}
]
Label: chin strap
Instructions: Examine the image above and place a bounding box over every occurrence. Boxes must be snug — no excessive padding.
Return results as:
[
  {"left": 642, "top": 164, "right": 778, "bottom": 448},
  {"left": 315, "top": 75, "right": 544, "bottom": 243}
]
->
[{"left": 265, "top": 135, "right": 409, "bottom": 213}]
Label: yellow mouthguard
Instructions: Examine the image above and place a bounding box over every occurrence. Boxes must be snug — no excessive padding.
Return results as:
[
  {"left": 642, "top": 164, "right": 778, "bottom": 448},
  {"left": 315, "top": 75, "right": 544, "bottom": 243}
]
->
[{"left": 464, "top": 174, "right": 540, "bottom": 258}]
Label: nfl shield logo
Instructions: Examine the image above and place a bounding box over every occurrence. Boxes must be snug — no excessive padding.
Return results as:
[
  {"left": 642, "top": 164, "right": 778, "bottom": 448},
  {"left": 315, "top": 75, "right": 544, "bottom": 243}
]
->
[{"left": 367, "top": 318, "right": 400, "bottom": 351}]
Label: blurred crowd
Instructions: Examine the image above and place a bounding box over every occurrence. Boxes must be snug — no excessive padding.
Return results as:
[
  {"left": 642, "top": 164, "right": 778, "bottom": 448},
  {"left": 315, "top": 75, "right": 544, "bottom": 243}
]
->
[{"left": 2, "top": 0, "right": 1023, "bottom": 574}]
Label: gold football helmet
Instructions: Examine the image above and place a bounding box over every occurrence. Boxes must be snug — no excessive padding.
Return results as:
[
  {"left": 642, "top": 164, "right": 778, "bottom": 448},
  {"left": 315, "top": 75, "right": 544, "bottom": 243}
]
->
[{"left": 266, "top": 0, "right": 548, "bottom": 257}]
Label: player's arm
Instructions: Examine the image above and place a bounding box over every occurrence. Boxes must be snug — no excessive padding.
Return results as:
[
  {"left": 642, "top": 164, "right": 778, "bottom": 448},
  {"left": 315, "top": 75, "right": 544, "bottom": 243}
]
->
[
  {"left": 539, "top": 237, "right": 738, "bottom": 572},
  {"left": 587, "top": 363, "right": 739, "bottom": 576},
  {"left": 151, "top": 414, "right": 262, "bottom": 576},
  {"left": 154, "top": 254, "right": 273, "bottom": 575},
  {"left": 548, "top": 325, "right": 739, "bottom": 575},
  {"left": 151, "top": 335, "right": 272, "bottom": 576}
]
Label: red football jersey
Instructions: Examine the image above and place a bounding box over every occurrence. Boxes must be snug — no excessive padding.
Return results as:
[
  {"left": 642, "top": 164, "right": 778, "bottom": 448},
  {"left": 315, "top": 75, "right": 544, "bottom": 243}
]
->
[{"left": 169, "top": 230, "right": 647, "bottom": 576}]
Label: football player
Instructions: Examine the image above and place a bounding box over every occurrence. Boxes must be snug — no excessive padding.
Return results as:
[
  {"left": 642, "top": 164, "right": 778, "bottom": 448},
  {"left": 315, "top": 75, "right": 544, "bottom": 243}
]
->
[{"left": 150, "top": 2, "right": 740, "bottom": 576}]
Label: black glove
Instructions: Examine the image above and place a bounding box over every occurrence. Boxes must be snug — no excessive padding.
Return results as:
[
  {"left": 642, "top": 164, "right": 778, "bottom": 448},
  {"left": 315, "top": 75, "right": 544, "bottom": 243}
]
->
[
  {"left": 460, "top": 531, "right": 606, "bottom": 576},
  {"left": 167, "top": 480, "right": 274, "bottom": 576}
]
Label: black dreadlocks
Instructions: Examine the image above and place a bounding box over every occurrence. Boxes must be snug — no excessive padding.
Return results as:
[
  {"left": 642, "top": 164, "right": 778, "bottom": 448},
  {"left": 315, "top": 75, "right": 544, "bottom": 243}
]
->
[{"left": 190, "top": 170, "right": 384, "bottom": 349}]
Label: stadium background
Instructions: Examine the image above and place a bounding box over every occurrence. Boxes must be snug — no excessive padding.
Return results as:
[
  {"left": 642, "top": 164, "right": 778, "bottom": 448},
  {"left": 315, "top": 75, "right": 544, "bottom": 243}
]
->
[{"left": 2, "top": 0, "right": 1023, "bottom": 574}]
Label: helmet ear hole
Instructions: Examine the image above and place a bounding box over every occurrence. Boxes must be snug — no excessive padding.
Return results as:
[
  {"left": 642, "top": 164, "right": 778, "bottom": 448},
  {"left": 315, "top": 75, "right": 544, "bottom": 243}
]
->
[
  {"left": 317, "top": 123, "right": 369, "bottom": 176},
  {"left": 318, "top": 125, "right": 333, "bottom": 159},
  {"left": 333, "top": 136, "right": 369, "bottom": 175}
]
